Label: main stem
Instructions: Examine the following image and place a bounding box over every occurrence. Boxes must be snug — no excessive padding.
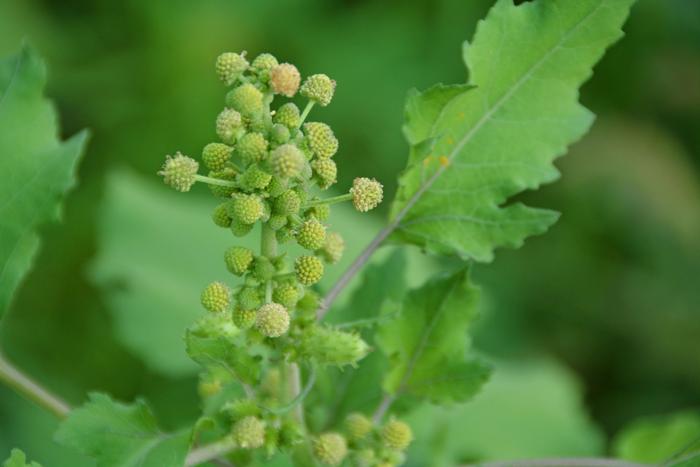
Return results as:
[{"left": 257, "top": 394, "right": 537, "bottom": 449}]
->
[{"left": 0, "top": 351, "right": 71, "bottom": 419}]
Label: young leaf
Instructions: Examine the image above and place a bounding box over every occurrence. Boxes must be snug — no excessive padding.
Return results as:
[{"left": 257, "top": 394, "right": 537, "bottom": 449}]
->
[
  {"left": 3, "top": 449, "right": 42, "bottom": 467},
  {"left": 0, "top": 45, "right": 88, "bottom": 319},
  {"left": 390, "top": 0, "right": 635, "bottom": 261},
  {"left": 54, "top": 393, "right": 190, "bottom": 467},
  {"left": 377, "top": 269, "right": 490, "bottom": 405}
]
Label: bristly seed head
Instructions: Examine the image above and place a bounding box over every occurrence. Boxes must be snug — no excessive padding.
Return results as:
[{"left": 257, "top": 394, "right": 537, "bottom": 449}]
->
[
  {"left": 159, "top": 152, "right": 198, "bottom": 192},
  {"left": 350, "top": 177, "right": 383, "bottom": 212}
]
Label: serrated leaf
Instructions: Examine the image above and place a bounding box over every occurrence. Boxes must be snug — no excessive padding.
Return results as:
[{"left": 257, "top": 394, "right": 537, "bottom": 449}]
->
[
  {"left": 54, "top": 393, "right": 190, "bottom": 467},
  {"left": 0, "top": 45, "right": 88, "bottom": 319},
  {"left": 390, "top": 0, "right": 635, "bottom": 261},
  {"left": 3, "top": 449, "right": 42, "bottom": 467},
  {"left": 377, "top": 269, "right": 490, "bottom": 405}
]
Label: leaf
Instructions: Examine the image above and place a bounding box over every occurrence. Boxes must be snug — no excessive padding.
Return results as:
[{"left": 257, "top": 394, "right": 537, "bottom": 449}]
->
[
  {"left": 390, "top": 0, "right": 635, "bottom": 261},
  {"left": 0, "top": 45, "right": 88, "bottom": 319},
  {"left": 54, "top": 393, "right": 190, "bottom": 467},
  {"left": 3, "top": 449, "right": 42, "bottom": 467},
  {"left": 406, "top": 359, "right": 605, "bottom": 466},
  {"left": 613, "top": 411, "right": 700, "bottom": 463},
  {"left": 376, "top": 269, "right": 490, "bottom": 405}
]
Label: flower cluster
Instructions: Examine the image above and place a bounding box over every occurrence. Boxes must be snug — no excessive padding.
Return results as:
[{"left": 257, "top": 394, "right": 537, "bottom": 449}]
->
[{"left": 160, "top": 50, "right": 387, "bottom": 463}]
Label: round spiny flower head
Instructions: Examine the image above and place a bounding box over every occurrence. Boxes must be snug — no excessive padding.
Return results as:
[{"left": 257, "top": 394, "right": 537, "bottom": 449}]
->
[
  {"left": 224, "top": 246, "right": 254, "bottom": 276},
  {"left": 312, "top": 159, "right": 337, "bottom": 189},
  {"left": 297, "top": 218, "right": 327, "bottom": 251},
  {"left": 251, "top": 53, "right": 278, "bottom": 76},
  {"left": 226, "top": 83, "right": 264, "bottom": 117},
  {"left": 272, "top": 283, "right": 299, "bottom": 309},
  {"left": 216, "top": 52, "right": 249, "bottom": 86},
  {"left": 274, "top": 103, "right": 301, "bottom": 129},
  {"left": 231, "top": 194, "right": 264, "bottom": 225},
  {"left": 212, "top": 202, "right": 232, "bottom": 228},
  {"left": 295, "top": 255, "right": 324, "bottom": 286},
  {"left": 270, "top": 63, "right": 301, "bottom": 97},
  {"left": 240, "top": 165, "right": 272, "bottom": 191},
  {"left": 232, "top": 416, "right": 265, "bottom": 449},
  {"left": 216, "top": 108, "right": 243, "bottom": 144},
  {"left": 238, "top": 286, "right": 262, "bottom": 311},
  {"left": 271, "top": 123, "right": 291, "bottom": 144},
  {"left": 381, "top": 419, "right": 413, "bottom": 451},
  {"left": 208, "top": 168, "right": 237, "bottom": 198},
  {"left": 351, "top": 177, "right": 383, "bottom": 212},
  {"left": 255, "top": 303, "right": 290, "bottom": 337},
  {"left": 270, "top": 144, "right": 305, "bottom": 179},
  {"left": 273, "top": 189, "right": 301, "bottom": 215},
  {"left": 319, "top": 231, "right": 344, "bottom": 264},
  {"left": 268, "top": 214, "right": 288, "bottom": 231},
  {"left": 306, "top": 203, "right": 331, "bottom": 222},
  {"left": 304, "top": 122, "right": 338, "bottom": 159},
  {"left": 231, "top": 219, "right": 254, "bottom": 237},
  {"left": 300, "top": 74, "right": 336, "bottom": 106},
  {"left": 344, "top": 413, "right": 372, "bottom": 441},
  {"left": 201, "top": 281, "right": 231, "bottom": 313},
  {"left": 313, "top": 433, "right": 347, "bottom": 466},
  {"left": 237, "top": 132, "right": 268, "bottom": 165},
  {"left": 202, "top": 143, "right": 233, "bottom": 171},
  {"left": 159, "top": 152, "right": 198, "bottom": 192},
  {"left": 233, "top": 308, "right": 256, "bottom": 329}
]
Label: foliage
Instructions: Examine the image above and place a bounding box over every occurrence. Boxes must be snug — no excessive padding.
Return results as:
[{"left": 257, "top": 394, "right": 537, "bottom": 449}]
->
[{"left": 3, "top": 449, "right": 41, "bottom": 467}]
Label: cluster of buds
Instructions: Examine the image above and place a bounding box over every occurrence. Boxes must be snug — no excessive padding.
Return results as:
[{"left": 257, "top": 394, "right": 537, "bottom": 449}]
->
[{"left": 159, "top": 50, "right": 385, "bottom": 461}]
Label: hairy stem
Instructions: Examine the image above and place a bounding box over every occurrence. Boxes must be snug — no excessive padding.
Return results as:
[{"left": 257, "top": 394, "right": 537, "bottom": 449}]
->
[
  {"left": 372, "top": 393, "right": 395, "bottom": 424},
  {"left": 185, "top": 438, "right": 237, "bottom": 467},
  {"left": 304, "top": 193, "right": 352, "bottom": 208},
  {"left": 299, "top": 101, "right": 315, "bottom": 127},
  {"left": 289, "top": 363, "right": 306, "bottom": 424},
  {"left": 194, "top": 174, "right": 237, "bottom": 187},
  {"left": 0, "top": 351, "right": 71, "bottom": 419}
]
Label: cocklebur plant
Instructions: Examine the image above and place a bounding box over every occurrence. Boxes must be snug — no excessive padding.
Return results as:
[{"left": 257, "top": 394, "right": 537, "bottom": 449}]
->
[{"left": 0, "top": 1, "right": 638, "bottom": 466}]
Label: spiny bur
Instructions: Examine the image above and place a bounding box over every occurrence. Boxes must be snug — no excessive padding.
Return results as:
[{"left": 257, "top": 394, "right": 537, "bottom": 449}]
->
[
  {"left": 255, "top": 303, "right": 290, "bottom": 337},
  {"left": 216, "top": 52, "right": 248, "bottom": 85},
  {"left": 270, "top": 144, "right": 305, "bottom": 179},
  {"left": 270, "top": 63, "right": 301, "bottom": 97},
  {"left": 344, "top": 413, "right": 373, "bottom": 441},
  {"left": 159, "top": 153, "right": 198, "bottom": 192},
  {"left": 297, "top": 218, "right": 327, "bottom": 251},
  {"left": 351, "top": 177, "right": 384, "bottom": 212},
  {"left": 225, "top": 246, "right": 254, "bottom": 275},
  {"left": 304, "top": 122, "right": 338, "bottom": 158},
  {"left": 295, "top": 255, "right": 324, "bottom": 286},
  {"left": 301, "top": 74, "right": 336, "bottom": 106},
  {"left": 232, "top": 416, "right": 265, "bottom": 449},
  {"left": 226, "top": 83, "right": 264, "bottom": 117},
  {"left": 381, "top": 419, "right": 413, "bottom": 451},
  {"left": 202, "top": 142, "right": 233, "bottom": 171},
  {"left": 274, "top": 103, "right": 301, "bottom": 128},
  {"left": 313, "top": 433, "right": 348, "bottom": 466},
  {"left": 201, "top": 282, "right": 231, "bottom": 313}
]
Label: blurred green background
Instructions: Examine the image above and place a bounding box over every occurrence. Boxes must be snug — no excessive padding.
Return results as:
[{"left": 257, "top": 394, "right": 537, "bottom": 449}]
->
[{"left": 0, "top": 0, "right": 699, "bottom": 465}]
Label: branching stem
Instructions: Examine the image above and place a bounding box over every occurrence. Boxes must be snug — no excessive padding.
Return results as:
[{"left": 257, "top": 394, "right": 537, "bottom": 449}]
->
[
  {"left": 194, "top": 174, "right": 237, "bottom": 187},
  {"left": 304, "top": 193, "right": 352, "bottom": 208},
  {"left": 299, "top": 101, "right": 315, "bottom": 127}
]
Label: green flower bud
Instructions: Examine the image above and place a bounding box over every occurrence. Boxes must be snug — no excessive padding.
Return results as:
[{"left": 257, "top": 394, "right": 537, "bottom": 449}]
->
[
  {"left": 272, "top": 283, "right": 299, "bottom": 309},
  {"left": 296, "top": 218, "right": 327, "bottom": 251},
  {"left": 251, "top": 53, "right": 278, "bottom": 80},
  {"left": 295, "top": 255, "right": 324, "bottom": 286},
  {"left": 273, "top": 190, "right": 301, "bottom": 215},
  {"left": 212, "top": 202, "right": 233, "bottom": 228},
  {"left": 300, "top": 74, "right": 335, "bottom": 106},
  {"left": 238, "top": 286, "right": 262, "bottom": 311},
  {"left": 311, "top": 158, "right": 337, "bottom": 189},
  {"left": 232, "top": 416, "right": 265, "bottom": 449},
  {"left": 255, "top": 303, "right": 290, "bottom": 337},
  {"left": 208, "top": 168, "right": 238, "bottom": 198},
  {"left": 306, "top": 203, "right": 331, "bottom": 222},
  {"left": 313, "top": 433, "right": 347, "bottom": 466},
  {"left": 236, "top": 132, "right": 269, "bottom": 165},
  {"left": 319, "top": 231, "right": 344, "bottom": 264},
  {"left": 216, "top": 108, "right": 244, "bottom": 144},
  {"left": 268, "top": 214, "right": 288, "bottom": 231},
  {"left": 274, "top": 103, "right": 301, "bottom": 129},
  {"left": 230, "top": 194, "right": 264, "bottom": 225},
  {"left": 270, "top": 144, "right": 305, "bottom": 179},
  {"left": 351, "top": 177, "right": 383, "bottom": 212},
  {"left": 253, "top": 256, "right": 276, "bottom": 281},
  {"left": 344, "top": 413, "right": 372, "bottom": 441},
  {"left": 201, "top": 281, "right": 231, "bottom": 313},
  {"left": 304, "top": 122, "right": 338, "bottom": 158},
  {"left": 216, "top": 52, "right": 249, "bottom": 86},
  {"left": 270, "top": 123, "right": 291, "bottom": 144},
  {"left": 202, "top": 142, "right": 233, "bottom": 171},
  {"left": 270, "top": 63, "right": 301, "bottom": 97},
  {"left": 300, "top": 325, "right": 369, "bottom": 367},
  {"left": 231, "top": 218, "right": 254, "bottom": 237},
  {"left": 226, "top": 83, "right": 264, "bottom": 117},
  {"left": 233, "top": 307, "right": 257, "bottom": 329},
  {"left": 224, "top": 246, "right": 254, "bottom": 276},
  {"left": 159, "top": 152, "right": 198, "bottom": 192},
  {"left": 381, "top": 419, "right": 412, "bottom": 451},
  {"left": 240, "top": 165, "right": 272, "bottom": 191}
]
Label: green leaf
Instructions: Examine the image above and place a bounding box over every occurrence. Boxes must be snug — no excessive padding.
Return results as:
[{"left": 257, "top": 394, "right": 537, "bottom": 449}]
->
[
  {"left": 3, "top": 449, "right": 42, "bottom": 467},
  {"left": 613, "top": 411, "right": 700, "bottom": 463},
  {"left": 0, "top": 45, "right": 88, "bottom": 319},
  {"left": 54, "top": 393, "right": 190, "bottom": 467},
  {"left": 390, "top": 0, "right": 635, "bottom": 261},
  {"left": 376, "top": 269, "right": 490, "bottom": 405}
]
